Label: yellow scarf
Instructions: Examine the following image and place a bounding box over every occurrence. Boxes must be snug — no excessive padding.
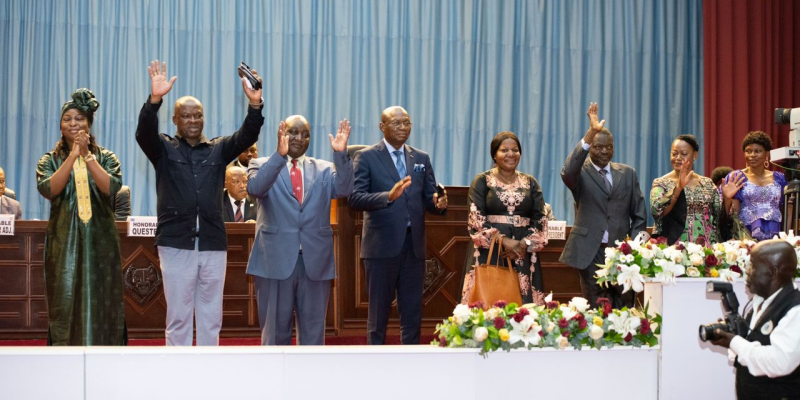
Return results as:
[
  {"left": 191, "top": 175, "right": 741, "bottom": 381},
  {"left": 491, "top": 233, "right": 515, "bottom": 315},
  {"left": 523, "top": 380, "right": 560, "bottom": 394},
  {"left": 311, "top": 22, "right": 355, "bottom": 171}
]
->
[{"left": 73, "top": 156, "right": 92, "bottom": 224}]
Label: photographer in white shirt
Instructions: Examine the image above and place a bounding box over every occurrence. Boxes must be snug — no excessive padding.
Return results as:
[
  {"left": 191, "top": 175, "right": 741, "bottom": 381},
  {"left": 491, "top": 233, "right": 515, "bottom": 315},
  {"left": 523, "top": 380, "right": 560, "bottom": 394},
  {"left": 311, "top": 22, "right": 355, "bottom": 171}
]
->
[{"left": 711, "top": 239, "right": 800, "bottom": 398}]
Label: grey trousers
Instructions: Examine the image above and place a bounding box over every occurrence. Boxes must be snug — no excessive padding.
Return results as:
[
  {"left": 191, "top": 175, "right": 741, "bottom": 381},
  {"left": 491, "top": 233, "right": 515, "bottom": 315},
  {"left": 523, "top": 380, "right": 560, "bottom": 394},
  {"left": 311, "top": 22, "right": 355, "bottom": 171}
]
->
[
  {"left": 254, "top": 253, "right": 331, "bottom": 345},
  {"left": 158, "top": 245, "right": 227, "bottom": 346}
]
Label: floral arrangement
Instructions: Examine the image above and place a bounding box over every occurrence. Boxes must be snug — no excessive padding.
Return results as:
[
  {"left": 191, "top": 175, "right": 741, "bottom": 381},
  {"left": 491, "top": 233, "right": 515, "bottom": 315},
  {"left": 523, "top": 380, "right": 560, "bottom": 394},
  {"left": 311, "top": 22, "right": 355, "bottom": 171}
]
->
[
  {"left": 432, "top": 295, "right": 660, "bottom": 355},
  {"left": 596, "top": 231, "right": 800, "bottom": 293}
]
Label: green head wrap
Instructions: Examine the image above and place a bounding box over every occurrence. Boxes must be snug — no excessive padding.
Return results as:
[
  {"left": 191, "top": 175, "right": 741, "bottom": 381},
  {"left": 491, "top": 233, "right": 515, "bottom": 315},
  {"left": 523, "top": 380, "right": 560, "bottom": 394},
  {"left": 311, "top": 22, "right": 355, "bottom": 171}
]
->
[{"left": 60, "top": 88, "right": 99, "bottom": 126}]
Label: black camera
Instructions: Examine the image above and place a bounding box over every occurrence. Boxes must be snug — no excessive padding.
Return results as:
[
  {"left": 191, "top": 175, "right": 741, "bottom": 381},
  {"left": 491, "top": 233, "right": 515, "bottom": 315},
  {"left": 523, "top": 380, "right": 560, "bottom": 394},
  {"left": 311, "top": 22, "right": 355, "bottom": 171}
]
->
[
  {"left": 237, "top": 62, "right": 262, "bottom": 91},
  {"left": 698, "top": 281, "right": 749, "bottom": 342}
]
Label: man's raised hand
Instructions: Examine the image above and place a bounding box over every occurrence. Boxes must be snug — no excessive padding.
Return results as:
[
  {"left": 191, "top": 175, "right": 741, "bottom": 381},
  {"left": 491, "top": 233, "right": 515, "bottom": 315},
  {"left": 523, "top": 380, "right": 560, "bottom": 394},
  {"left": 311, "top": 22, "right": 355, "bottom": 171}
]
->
[
  {"left": 583, "top": 102, "right": 606, "bottom": 144},
  {"left": 329, "top": 119, "right": 351, "bottom": 152},
  {"left": 241, "top": 69, "right": 264, "bottom": 106},
  {"left": 276, "top": 121, "right": 289, "bottom": 157},
  {"left": 388, "top": 176, "right": 412, "bottom": 202},
  {"left": 148, "top": 60, "right": 177, "bottom": 104}
]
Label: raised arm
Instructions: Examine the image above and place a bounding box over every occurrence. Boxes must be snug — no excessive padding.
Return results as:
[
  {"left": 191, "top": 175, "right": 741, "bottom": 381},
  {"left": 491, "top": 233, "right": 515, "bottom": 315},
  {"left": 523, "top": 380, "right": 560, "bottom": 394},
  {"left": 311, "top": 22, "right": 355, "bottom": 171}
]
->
[
  {"left": 563, "top": 103, "right": 604, "bottom": 191},
  {"left": 330, "top": 119, "right": 354, "bottom": 199},
  {"left": 136, "top": 60, "right": 176, "bottom": 165},
  {"left": 247, "top": 122, "right": 287, "bottom": 198},
  {"left": 220, "top": 69, "right": 265, "bottom": 163}
]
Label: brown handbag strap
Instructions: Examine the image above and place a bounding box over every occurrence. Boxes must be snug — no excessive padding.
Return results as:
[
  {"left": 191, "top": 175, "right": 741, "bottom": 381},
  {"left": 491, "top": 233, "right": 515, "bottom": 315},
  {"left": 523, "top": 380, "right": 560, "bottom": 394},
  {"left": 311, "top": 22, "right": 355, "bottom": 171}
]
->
[{"left": 484, "top": 234, "right": 514, "bottom": 270}]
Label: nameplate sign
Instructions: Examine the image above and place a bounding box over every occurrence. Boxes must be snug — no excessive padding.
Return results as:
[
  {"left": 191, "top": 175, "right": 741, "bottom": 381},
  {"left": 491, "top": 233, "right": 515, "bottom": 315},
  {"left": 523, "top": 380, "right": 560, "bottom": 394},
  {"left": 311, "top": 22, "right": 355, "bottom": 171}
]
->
[
  {"left": 0, "top": 215, "right": 14, "bottom": 236},
  {"left": 547, "top": 221, "right": 566, "bottom": 240},
  {"left": 128, "top": 216, "right": 158, "bottom": 237}
]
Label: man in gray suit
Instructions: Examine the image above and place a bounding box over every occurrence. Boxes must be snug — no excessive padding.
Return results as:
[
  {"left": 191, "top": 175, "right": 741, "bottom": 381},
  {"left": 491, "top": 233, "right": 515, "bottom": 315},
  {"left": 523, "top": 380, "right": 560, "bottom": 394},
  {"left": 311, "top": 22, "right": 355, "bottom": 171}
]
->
[
  {"left": 0, "top": 167, "right": 22, "bottom": 219},
  {"left": 560, "top": 103, "right": 647, "bottom": 309},
  {"left": 246, "top": 115, "right": 353, "bottom": 345}
]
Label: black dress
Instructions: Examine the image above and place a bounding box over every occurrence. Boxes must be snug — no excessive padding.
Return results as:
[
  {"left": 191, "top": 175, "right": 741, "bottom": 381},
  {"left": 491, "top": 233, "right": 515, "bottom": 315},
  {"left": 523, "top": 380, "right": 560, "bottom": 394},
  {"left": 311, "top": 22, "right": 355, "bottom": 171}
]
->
[{"left": 461, "top": 169, "right": 548, "bottom": 305}]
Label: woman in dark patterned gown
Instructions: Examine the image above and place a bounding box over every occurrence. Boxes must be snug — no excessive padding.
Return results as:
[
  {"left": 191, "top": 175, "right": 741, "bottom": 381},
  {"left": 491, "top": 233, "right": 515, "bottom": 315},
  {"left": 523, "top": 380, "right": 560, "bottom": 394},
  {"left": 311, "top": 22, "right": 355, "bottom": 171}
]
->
[
  {"left": 36, "top": 89, "right": 127, "bottom": 345},
  {"left": 461, "top": 132, "right": 549, "bottom": 306}
]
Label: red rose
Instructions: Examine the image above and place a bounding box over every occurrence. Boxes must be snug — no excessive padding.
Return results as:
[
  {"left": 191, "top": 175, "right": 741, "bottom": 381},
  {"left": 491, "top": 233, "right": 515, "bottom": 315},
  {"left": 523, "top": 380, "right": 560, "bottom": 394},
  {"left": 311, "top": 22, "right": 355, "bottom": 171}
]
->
[
  {"left": 731, "top": 265, "right": 742, "bottom": 274},
  {"left": 562, "top": 330, "right": 571, "bottom": 337},
  {"left": 558, "top": 318, "right": 568, "bottom": 329},
  {"left": 439, "top": 336, "right": 448, "bottom": 347},
  {"left": 493, "top": 300, "right": 508, "bottom": 308},
  {"left": 597, "top": 297, "right": 610, "bottom": 305},
  {"left": 696, "top": 237, "right": 707, "bottom": 247},
  {"left": 517, "top": 307, "right": 530, "bottom": 317},
  {"left": 578, "top": 319, "right": 588, "bottom": 330},
  {"left": 640, "top": 318, "right": 651, "bottom": 335},
  {"left": 546, "top": 301, "right": 559, "bottom": 309},
  {"left": 619, "top": 242, "right": 632, "bottom": 255},
  {"left": 675, "top": 242, "right": 685, "bottom": 251},
  {"left": 494, "top": 316, "right": 506, "bottom": 329},
  {"left": 705, "top": 254, "right": 718, "bottom": 266},
  {"left": 624, "top": 333, "right": 633, "bottom": 342},
  {"left": 573, "top": 313, "right": 585, "bottom": 321},
  {"left": 513, "top": 313, "right": 525, "bottom": 323},
  {"left": 603, "top": 303, "right": 612, "bottom": 316},
  {"left": 469, "top": 301, "right": 483, "bottom": 309}
]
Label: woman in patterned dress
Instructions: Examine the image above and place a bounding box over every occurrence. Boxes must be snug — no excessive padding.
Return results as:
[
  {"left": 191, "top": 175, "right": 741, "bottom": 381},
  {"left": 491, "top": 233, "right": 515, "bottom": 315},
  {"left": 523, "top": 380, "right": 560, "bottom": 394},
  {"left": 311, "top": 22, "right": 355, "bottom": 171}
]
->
[
  {"left": 722, "top": 131, "right": 787, "bottom": 241},
  {"left": 461, "top": 132, "right": 549, "bottom": 305},
  {"left": 36, "top": 89, "right": 127, "bottom": 345},
  {"left": 650, "top": 135, "right": 721, "bottom": 244}
]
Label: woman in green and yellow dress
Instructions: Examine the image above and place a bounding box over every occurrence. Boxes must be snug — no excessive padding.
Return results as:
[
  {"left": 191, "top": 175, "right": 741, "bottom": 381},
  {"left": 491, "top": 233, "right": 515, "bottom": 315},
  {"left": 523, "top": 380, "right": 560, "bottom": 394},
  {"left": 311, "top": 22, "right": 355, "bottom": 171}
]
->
[
  {"left": 36, "top": 88, "right": 126, "bottom": 345},
  {"left": 650, "top": 134, "right": 721, "bottom": 245}
]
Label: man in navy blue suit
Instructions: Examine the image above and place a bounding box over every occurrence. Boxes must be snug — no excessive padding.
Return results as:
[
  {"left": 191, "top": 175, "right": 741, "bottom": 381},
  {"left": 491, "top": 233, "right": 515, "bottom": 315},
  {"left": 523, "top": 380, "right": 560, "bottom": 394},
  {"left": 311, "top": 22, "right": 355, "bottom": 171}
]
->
[{"left": 349, "top": 106, "right": 447, "bottom": 345}]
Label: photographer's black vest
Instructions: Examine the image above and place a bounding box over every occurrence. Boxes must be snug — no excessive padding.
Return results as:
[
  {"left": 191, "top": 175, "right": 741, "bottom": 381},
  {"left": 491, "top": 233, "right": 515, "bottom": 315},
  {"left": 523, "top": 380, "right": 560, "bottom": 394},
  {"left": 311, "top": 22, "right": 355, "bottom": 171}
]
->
[{"left": 734, "top": 283, "right": 800, "bottom": 400}]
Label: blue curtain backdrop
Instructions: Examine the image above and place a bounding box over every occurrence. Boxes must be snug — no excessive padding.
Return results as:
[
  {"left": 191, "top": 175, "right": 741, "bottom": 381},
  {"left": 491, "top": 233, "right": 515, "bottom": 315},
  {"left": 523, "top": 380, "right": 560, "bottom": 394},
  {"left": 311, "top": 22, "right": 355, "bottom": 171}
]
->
[{"left": 0, "top": 0, "right": 702, "bottom": 223}]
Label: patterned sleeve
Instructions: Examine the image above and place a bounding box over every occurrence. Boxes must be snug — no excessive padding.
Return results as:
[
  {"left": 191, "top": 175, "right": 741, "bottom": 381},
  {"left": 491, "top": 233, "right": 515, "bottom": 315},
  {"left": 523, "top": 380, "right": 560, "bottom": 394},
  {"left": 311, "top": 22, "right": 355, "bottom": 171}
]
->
[
  {"left": 467, "top": 173, "right": 497, "bottom": 255},
  {"left": 776, "top": 171, "right": 787, "bottom": 208},
  {"left": 99, "top": 149, "right": 123, "bottom": 200},
  {"left": 728, "top": 171, "right": 746, "bottom": 203},
  {"left": 524, "top": 174, "right": 548, "bottom": 254},
  {"left": 36, "top": 152, "right": 58, "bottom": 202},
  {"left": 649, "top": 177, "right": 674, "bottom": 220}
]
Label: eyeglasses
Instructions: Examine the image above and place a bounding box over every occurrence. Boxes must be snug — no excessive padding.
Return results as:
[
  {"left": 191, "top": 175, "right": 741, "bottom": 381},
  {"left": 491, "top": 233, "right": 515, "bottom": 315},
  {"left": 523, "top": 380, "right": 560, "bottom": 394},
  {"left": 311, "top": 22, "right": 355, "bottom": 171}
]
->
[{"left": 387, "top": 121, "right": 412, "bottom": 128}]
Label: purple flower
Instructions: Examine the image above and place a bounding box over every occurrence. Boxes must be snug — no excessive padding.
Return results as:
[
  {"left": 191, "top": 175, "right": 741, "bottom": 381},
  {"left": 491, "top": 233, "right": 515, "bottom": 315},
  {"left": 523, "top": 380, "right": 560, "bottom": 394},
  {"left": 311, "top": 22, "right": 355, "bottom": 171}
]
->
[
  {"left": 640, "top": 318, "right": 651, "bottom": 335},
  {"left": 517, "top": 307, "right": 530, "bottom": 317}
]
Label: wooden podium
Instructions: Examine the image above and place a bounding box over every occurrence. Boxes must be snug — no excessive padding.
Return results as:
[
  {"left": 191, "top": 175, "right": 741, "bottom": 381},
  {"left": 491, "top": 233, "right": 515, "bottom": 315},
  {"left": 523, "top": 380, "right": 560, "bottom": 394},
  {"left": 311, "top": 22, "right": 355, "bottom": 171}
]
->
[{"left": 0, "top": 186, "right": 581, "bottom": 339}]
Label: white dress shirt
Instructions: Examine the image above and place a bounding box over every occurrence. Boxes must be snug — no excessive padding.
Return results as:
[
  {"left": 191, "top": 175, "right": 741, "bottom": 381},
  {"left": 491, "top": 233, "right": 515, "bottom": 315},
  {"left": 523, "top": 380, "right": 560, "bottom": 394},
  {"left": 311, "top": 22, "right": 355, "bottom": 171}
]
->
[
  {"left": 580, "top": 139, "right": 612, "bottom": 244},
  {"left": 384, "top": 139, "right": 404, "bottom": 167},
  {"left": 728, "top": 284, "right": 800, "bottom": 378}
]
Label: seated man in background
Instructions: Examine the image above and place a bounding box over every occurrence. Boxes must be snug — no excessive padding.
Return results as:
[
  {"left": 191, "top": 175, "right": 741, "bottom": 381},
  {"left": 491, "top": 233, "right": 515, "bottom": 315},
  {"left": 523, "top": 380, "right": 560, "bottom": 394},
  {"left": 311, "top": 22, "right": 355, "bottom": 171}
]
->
[
  {"left": 111, "top": 185, "right": 132, "bottom": 221},
  {"left": 222, "top": 166, "right": 256, "bottom": 223},
  {"left": 231, "top": 143, "right": 258, "bottom": 169},
  {"left": 0, "top": 166, "right": 22, "bottom": 219},
  {"left": 711, "top": 239, "right": 800, "bottom": 398}
]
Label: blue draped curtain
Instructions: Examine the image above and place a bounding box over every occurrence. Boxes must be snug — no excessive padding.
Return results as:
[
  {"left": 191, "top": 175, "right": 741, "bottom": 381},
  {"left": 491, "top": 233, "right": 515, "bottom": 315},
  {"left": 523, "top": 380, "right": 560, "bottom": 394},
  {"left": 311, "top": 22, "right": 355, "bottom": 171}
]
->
[{"left": 0, "top": 0, "right": 702, "bottom": 223}]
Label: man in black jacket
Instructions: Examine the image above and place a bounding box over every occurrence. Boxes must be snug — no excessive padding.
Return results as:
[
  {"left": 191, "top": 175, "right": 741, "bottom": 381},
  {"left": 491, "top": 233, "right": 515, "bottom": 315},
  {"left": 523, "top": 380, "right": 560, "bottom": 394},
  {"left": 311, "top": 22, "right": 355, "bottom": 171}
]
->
[
  {"left": 136, "top": 60, "right": 264, "bottom": 345},
  {"left": 711, "top": 239, "right": 800, "bottom": 398}
]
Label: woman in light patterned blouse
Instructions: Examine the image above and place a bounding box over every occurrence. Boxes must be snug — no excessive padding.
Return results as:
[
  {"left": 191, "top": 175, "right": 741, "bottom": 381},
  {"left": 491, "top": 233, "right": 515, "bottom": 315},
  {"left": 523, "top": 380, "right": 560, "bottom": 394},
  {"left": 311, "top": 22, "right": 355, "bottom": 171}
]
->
[
  {"left": 650, "top": 135, "right": 721, "bottom": 244},
  {"left": 722, "top": 131, "right": 787, "bottom": 241},
  {"left": 461, "top": 132, "right": 549, "bottom": 305}
]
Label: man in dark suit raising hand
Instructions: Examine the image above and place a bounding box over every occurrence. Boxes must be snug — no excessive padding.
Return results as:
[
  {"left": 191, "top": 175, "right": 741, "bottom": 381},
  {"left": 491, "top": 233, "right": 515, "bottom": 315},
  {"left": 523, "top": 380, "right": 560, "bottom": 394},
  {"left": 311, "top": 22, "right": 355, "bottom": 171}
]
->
[
  {"left": 560, "top": 103, "right": 647, "bottom": 309},
  {"left": 349, "top": 106, "right": 447, "bottom": 345}
]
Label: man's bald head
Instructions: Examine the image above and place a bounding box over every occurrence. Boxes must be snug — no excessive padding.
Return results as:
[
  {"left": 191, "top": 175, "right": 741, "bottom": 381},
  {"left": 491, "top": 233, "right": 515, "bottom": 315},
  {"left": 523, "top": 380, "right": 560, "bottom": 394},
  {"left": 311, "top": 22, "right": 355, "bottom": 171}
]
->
[
  {"left": 225, "top": 166, "right": 248, "bottom": 201},
  {"left": 172, "top": 96, "right": 205, "bottom": 144},
  {"left": 284, "top": 115, "right": 311, "bottom": 159},
  {"left": 748, "top": 239, "right": 798, "bottom": 297},
  {"left": 173, "top": 96, "right": 203, "bottom": 115},
  {"left": 380, "top": 106, "right": 412, "bottom": 149}
]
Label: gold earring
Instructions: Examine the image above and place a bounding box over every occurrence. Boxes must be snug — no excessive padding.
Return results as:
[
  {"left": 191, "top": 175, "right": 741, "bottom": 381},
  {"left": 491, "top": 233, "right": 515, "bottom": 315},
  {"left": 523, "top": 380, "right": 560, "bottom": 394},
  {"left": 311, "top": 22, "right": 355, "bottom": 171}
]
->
[{"left": 765, "top": 159, "right": 770, "bottom": 169}]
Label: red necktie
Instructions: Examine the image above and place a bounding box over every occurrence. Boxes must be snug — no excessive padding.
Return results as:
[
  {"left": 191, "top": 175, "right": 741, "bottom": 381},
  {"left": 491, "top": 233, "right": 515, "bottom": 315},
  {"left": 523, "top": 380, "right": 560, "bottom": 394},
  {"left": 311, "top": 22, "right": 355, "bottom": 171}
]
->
[
  {"left": 291, "top": 159, "right": 303, "bottom": 203},
  {"left": 234, "top": 200, "right": 243, "bottom": 222}
]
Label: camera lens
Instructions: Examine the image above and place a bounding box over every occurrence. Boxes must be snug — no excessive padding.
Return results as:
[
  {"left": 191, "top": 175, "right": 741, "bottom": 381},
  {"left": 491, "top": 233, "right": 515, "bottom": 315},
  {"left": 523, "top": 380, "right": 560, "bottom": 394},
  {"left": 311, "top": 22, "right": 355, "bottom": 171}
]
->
[
  {"left": 698, "top": 323, "right": 727, "bottom": 342},
  {"left": 775, "top": 108, "right": 791, "bottom": 125}
]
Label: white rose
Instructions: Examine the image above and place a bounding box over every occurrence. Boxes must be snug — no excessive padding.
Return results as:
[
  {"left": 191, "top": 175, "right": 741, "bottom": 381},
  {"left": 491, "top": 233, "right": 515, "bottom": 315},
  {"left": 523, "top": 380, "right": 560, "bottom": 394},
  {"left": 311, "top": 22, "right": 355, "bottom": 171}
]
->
[
  {"left": 639, "top": 248, "right": 653, "bottom": 260},
  {"left": 686, "top": 266, "right": 701, "bottom": 277},
  {"left": 556, "top": 335, "right": 569, "bottom": 349},
  {"left": 690, "top": 253, "right": 704, "bottom": 266},
  {"left": 546, "top": 321, "right": 556, "bottom": 333},
  {"left": 604, "top": 247, "right": 618, "bottom": 260},
  {"left": 686, "top": 242, "right": 704, "bottom": 255},
  {"left": 473, "top": 327, "right": 489, "bottom": 342},
  {"left": 725, "top": 251, "right": 738, "bottom": 264},
  {"left": 484, "top": 308, "right": 499, "bottom": 321},
  {"left": 570, "top": 297, "right": 590, "bottom": 313},
  {"left": 453, "top": 304, "right": 472, "bottom": 325},
  {"left": 589, "top": 325, "right": 605, "bottom": 340}
]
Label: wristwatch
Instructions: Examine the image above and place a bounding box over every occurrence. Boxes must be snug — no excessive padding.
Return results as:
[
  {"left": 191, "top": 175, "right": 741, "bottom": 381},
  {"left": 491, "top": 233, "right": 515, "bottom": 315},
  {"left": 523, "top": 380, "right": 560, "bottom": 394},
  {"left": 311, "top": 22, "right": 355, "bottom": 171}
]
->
[{"left": 524, "top": 238, "right": 531, "bottom": 247}]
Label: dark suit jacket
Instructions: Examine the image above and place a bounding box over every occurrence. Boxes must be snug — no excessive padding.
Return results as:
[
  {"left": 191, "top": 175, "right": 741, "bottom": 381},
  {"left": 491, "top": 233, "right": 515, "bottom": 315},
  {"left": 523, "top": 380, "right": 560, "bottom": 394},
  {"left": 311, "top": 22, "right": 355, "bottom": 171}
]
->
[
  {"left": 559, "top": 140, "right": 647, "bottom": 270},
  {"left": 221, "top": 190, "right": 258, "bottom": 222},
  {"left": 110, "top": 185, "right": 132, "bottom": 221},
  {"left": 349, "top": 140, "right": 445, "bottom": 259}
]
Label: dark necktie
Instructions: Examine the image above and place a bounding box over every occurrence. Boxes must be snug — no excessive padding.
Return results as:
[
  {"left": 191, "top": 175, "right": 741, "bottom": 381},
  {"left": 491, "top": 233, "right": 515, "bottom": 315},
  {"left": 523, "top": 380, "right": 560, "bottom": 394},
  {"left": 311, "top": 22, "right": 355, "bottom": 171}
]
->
[
  {"left": 599, "top": 168, "right": 612, "bottom": 192},
  {"left": 234, "top": 200, "right": 243, "bottom": 222},
  {"left": 393, "top": 150, "right": 406, "bottom": 177},
  {"left": 291, "top": 159, "right": 303, "bottom": 203}
]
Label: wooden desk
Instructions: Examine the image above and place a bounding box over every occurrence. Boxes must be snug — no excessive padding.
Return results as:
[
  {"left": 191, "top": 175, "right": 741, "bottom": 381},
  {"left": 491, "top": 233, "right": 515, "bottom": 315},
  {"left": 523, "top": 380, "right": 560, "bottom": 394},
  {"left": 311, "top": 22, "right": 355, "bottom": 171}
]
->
[{"left": 0, "top": 187, "right": 582, "bottom": 339}]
